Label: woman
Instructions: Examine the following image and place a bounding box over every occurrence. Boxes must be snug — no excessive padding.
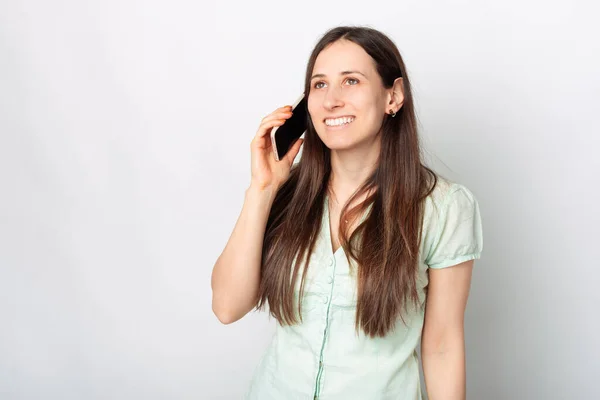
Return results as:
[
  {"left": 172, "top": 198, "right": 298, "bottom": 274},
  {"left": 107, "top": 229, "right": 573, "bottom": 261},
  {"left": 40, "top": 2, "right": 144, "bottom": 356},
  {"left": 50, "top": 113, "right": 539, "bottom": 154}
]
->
[{"left": 211, "top": 26, "right": 483, "bottom": 400}]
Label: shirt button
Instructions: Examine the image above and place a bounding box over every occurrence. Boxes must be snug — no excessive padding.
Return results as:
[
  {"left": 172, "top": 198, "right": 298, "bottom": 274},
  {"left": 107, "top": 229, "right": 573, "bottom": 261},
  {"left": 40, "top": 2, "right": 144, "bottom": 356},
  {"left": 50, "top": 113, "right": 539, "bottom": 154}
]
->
[
  {"left": 328, "top": 258, "right": 334, "bottom": 266},
  {"left": 322, "top": 296, "right": 328, "bottom": 303},
  {"left": 327, "top": 276, "right": 333, "bottom": 284}
]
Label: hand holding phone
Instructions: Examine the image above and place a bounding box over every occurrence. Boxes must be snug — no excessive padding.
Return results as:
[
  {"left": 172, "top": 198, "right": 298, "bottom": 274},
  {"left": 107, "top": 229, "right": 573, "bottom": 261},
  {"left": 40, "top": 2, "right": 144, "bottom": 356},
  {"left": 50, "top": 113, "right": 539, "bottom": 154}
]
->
[
  {"left": 270, "top": 93, "right": 308, "bottom": 161},
  {"left": 249, "top": 100, "right": 305, "bottom": 191}
]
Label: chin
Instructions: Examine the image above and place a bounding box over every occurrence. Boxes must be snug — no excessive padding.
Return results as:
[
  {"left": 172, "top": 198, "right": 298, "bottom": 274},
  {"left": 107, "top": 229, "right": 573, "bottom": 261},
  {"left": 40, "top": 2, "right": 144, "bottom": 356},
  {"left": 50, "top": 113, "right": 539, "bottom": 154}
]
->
[{"left": 322, "top": 138, "right": 360, "bottom": 151}]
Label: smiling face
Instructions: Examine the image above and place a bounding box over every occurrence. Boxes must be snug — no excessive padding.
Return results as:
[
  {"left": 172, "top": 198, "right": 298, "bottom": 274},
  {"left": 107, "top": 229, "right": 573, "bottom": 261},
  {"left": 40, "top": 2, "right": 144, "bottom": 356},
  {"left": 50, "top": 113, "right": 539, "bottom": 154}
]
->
[{"left": 307, "top": 40, "right": 391, "bottom": 152}]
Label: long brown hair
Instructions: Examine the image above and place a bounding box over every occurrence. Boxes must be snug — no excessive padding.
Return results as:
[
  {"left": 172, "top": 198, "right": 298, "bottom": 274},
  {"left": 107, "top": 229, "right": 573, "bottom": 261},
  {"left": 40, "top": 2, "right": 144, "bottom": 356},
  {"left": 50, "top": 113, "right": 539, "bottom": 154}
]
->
[{"left": 256, "top": 26, "right": 438, "bottom": 338}]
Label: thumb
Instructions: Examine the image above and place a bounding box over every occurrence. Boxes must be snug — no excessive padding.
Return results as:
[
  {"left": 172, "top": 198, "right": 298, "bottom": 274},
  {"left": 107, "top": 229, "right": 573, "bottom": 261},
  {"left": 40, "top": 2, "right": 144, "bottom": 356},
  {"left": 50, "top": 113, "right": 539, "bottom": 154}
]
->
[{"left": 284, "top": 138, "right": 304, "bottom": 164}]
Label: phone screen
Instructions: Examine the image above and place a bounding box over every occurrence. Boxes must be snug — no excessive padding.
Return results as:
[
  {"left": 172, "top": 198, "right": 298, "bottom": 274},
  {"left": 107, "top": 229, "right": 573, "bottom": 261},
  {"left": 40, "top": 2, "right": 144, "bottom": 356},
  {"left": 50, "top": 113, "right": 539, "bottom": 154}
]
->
[{"left": 272, "top": 95, "right": 308, "bottom": 161}]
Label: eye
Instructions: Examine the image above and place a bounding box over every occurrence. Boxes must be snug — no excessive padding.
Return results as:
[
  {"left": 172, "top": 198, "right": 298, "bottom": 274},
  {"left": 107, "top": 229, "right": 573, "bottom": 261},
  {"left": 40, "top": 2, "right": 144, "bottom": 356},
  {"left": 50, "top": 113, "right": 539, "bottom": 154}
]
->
[
  {"left": 312, "top": 77, "right": 359, "bottom": 89},
  {"left": 313, "top": 78, "right": 358, "bottom": 89}
]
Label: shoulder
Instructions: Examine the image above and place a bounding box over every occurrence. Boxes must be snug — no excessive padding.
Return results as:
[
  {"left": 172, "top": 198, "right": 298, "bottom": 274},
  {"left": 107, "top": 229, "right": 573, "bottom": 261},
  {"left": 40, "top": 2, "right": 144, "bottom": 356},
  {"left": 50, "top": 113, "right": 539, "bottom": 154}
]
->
[
  {"left": 424, "top": 175, "right": 458, "bottom": 221},
  {"left": 425, "top": 175, "right": 454, "bottom": 208},
  {"left": 420, "top": 175, "right": 483, "bottom": 268},
  {"left": 423, "top": 175, "right": 479, "bottom": 223}
]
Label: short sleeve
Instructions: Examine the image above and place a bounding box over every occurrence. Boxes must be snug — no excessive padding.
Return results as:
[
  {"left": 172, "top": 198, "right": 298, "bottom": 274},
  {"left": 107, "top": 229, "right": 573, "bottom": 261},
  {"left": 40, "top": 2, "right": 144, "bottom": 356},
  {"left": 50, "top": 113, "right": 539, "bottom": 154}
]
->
[{"left": 425, "top": 183, "right": 483, "bottom": 269}]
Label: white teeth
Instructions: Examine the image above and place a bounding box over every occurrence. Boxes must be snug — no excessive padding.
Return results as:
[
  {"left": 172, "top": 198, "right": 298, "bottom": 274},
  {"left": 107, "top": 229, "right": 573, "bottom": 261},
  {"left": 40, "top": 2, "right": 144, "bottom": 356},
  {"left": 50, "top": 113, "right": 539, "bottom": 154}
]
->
[{"left": 325, "top": 117, "right": 354, "bottom": 126}]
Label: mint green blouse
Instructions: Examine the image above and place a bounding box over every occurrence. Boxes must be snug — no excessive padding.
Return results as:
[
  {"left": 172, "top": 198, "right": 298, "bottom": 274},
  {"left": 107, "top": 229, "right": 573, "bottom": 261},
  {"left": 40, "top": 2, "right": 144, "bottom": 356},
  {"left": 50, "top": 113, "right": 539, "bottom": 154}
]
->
[{"left": 245, "top": 177, "right": 483, "bottom": 400}]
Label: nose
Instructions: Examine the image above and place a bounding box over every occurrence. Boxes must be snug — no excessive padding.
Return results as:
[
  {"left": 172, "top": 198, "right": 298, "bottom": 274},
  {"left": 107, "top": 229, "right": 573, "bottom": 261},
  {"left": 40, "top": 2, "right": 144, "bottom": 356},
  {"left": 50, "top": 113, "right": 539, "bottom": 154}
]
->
[{"left": 323, "top": 85, "right": 344, "bottom": 111}]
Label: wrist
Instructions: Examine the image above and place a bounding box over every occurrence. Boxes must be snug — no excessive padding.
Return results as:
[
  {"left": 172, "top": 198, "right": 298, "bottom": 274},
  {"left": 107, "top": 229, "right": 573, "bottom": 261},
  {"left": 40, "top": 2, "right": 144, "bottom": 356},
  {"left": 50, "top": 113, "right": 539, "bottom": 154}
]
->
[{"left": 246, "top": 182, "right": 278, "bottom": 201}]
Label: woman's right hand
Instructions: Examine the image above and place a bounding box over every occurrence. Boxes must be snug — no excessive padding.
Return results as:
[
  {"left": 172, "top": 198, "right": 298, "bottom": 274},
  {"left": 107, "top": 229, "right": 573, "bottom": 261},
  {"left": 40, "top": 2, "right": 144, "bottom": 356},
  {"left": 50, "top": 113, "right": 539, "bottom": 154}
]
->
[{"left": 249, "top": 105, "right": 305, "bottom": 192}]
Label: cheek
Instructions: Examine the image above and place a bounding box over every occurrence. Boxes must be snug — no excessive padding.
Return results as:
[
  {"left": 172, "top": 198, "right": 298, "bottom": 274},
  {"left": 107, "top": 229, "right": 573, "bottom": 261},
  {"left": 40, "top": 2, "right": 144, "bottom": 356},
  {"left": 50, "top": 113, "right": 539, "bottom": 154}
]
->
[
  {"left": 307, "top": 95, "right": 319, "bottom": 114},
  {"left": 353, "top": 89, "right": 380, "bottom": 108},
  {"left": 307, "top": 98, "right": 322, "bottom": 126}
]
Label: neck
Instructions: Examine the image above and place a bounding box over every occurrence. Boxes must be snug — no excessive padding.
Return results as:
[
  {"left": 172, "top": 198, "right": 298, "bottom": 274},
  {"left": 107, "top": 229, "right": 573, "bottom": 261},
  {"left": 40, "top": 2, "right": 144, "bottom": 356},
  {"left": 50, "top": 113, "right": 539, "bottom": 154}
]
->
[{"left": 328, "top": 137, "right": 380, "bottom": 204}]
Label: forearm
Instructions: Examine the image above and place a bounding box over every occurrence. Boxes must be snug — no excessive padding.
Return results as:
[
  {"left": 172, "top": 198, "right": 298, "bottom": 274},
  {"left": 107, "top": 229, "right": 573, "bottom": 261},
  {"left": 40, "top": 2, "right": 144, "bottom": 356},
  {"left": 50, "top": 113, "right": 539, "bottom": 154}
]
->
[
  {"left": 421, "top": 334, "right": 466, "bottom": 400},
  {"left": 211, "top": 184, "right": 277, "bottom": 324}
]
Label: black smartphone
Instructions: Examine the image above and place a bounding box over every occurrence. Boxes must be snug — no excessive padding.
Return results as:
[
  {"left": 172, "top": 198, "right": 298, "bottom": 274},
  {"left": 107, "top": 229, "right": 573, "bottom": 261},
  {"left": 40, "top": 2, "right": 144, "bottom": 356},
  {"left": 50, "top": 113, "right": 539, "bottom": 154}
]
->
[{"left": 270, "top": 93, "right": 307, "bottom": 161}]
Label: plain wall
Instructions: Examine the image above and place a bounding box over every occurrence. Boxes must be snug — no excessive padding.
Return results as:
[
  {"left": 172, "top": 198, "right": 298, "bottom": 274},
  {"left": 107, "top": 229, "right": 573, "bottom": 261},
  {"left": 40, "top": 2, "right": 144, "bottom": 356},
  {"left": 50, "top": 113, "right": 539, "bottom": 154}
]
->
[{"left": 1, "top": 0, "right": 599, "bottom": 399}]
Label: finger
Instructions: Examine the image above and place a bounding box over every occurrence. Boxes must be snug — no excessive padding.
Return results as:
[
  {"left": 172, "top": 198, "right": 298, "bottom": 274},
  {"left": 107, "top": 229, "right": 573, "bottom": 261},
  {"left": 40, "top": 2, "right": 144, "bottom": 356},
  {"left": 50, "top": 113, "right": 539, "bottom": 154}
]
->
[
  {"left": 272, "top": 105, "right": 293, "bottom": 114},
  {"left": 251, "top": 126, "right": 274, "bottom": 148},
  {"left": 261, "top": 110, "right": 293, "bottom": 124},
  {"left": 257, "top": 118, "right": 286, "bottom": 135},
  {"left": 254, "top": 118, "right": 286, "bottom": 140},
  {"left": 251, "top": 134, "right": 273, "bottom": 151},
  {"left": 259, "top": 115, "right": 290, "bottom": 130},
  {"left": 284, "top": 138, "right": 304, "bottom": 164},
  {"left": 263, "top": 106, "right": 293, "bottom": 121}
]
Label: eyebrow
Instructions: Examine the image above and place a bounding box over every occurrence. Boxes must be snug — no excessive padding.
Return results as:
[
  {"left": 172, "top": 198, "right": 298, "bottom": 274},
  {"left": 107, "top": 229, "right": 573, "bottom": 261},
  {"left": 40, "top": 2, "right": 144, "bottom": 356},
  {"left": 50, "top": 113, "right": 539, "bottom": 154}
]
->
[{"left": 310, "top": 70, "right": 367, "bottom": 81}]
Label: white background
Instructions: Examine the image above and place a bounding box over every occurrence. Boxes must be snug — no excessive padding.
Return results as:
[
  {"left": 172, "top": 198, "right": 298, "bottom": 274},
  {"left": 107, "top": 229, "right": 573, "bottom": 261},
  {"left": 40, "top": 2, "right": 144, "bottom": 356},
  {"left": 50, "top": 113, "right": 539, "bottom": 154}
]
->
[{"left": 1, "top": 0, "right": 599, "bottom": 399}]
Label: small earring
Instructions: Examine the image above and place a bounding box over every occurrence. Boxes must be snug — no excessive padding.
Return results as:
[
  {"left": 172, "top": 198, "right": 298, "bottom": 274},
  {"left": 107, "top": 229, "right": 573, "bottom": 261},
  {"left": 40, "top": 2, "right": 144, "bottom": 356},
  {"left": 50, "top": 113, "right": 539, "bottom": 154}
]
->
[{"left": 389, "top": 109, "right": 396, "bottom": 118}]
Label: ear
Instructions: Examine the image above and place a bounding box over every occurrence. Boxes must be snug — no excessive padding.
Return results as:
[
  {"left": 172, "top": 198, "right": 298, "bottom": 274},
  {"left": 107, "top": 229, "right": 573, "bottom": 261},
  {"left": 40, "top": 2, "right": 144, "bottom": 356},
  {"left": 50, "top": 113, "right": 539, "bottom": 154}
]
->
[{"left": 386, "top": 77, "right": 404, "bottom": 114}]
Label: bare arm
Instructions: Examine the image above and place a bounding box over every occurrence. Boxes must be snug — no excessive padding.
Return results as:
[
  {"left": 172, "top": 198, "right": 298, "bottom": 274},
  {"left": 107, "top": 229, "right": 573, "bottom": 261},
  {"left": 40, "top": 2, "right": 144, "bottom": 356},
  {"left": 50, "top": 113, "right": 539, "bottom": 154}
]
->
[
  {"left": 421, "top": 260, "right": 474, "bottom": 400},
  {"left": 210, "top": 104, "right": 303, "bottom": 324},
  {"left": 210, "top": 184, "right": 276, "bottom": 324}
]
